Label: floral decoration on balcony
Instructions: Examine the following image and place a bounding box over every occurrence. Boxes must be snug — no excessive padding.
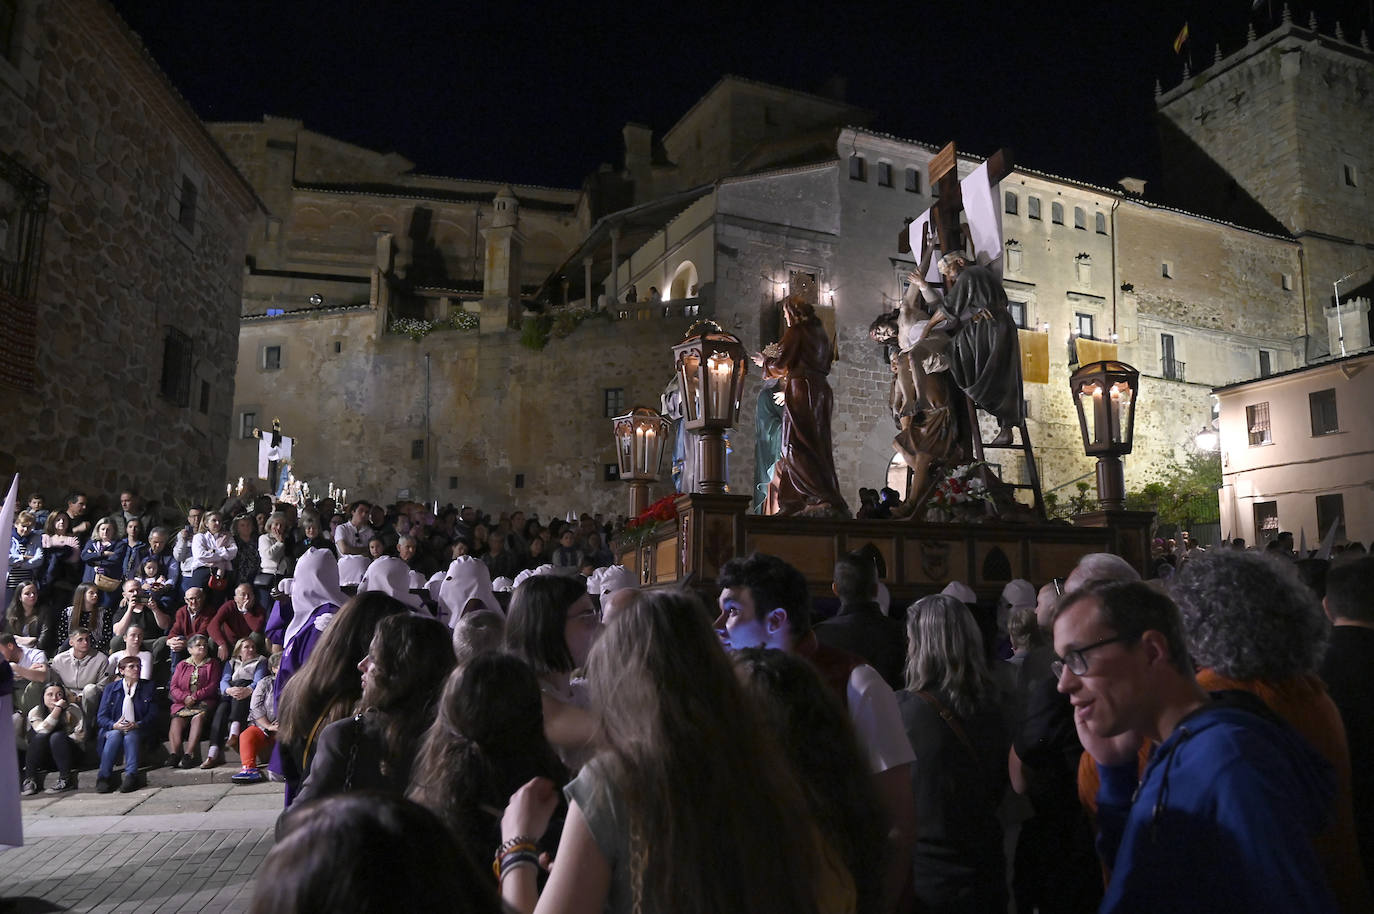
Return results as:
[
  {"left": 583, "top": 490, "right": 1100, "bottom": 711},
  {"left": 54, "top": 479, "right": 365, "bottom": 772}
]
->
[{"left": 389, "top": 310, "right": 480, "bottom": 341}]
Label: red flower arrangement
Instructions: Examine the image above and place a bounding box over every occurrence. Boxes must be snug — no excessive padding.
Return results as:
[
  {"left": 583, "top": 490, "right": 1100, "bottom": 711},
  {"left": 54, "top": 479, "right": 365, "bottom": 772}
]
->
[{"left": 616, "top": 494, "right": 680, "bottom": 549}]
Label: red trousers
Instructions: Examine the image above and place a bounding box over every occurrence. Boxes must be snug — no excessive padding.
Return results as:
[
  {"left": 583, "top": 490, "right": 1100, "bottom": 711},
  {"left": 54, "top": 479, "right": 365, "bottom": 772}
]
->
[{"left": 239, "top": 725, "right": 275, "bottom": 767}]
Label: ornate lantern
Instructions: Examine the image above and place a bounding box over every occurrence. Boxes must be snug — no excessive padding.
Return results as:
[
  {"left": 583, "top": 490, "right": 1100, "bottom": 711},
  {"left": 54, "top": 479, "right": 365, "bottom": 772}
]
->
[
  {"left": 611, "top": 407, "right": 671, "bottom": 516},
  {"left": 1069, "top": 360, "right": 1139, "bottom": 510},
  {"left": 671, "top": 320, "right": 748, "bottom": 494}
]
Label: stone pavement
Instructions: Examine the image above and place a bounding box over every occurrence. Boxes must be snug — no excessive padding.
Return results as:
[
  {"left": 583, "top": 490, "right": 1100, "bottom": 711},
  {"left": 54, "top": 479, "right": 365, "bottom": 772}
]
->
[{"left": 0, "top": 767, "right": 283, "bottom": 913}]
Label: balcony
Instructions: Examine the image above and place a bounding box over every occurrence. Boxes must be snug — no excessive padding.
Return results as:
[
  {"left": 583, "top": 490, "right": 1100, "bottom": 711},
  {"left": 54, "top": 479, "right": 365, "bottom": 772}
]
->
[
  {"left": 1162, "top": 356, "right": 1186, "bottom": 382},
  {"left": 614, "top": 297, "right": 710, "bottom": 322}
]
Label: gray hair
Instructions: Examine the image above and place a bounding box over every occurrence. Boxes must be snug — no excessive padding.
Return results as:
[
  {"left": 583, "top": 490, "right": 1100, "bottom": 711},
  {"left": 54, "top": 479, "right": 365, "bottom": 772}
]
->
[
  {"left": 1065, "top": 552, "right": 1140, "bottom": 592},
  {"left": 452, "top": 609, "right": 505, "bottom": 668},
  {"left": 1169, "top": 549, "right": 1329, "bottom": 680},
  {"left": 904, "top": 594, "right": 996, "bottom": 719}
]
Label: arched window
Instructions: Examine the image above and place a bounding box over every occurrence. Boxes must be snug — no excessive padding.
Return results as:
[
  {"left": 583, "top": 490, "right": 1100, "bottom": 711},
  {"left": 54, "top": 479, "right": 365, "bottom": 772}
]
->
[
  {"left": 669, "top": 261, "right": 699, "bottom": 301},
  {"left": 1051, "top": 202, "right": 1064, "bottom": 225},
  {"left": 1004, "top": 191, "right": 1018, "bottom": 215},
  {"left": 1073, "top": 207, "right": 1086, "bottom": 230},
  {"left": 1095, "top": 212, "right": 1108, "bottom": 235}
]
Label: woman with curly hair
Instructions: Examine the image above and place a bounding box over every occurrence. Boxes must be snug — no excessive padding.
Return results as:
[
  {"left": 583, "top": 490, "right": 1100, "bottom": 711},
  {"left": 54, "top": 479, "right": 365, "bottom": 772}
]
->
[
  {"left": 1171, "top": 549, "right": 1371, "bottom": 912},
  {"left": 293, "top": 613, "right": 453, "bottom": 805},
  {"left": 896, "top": 594, "right": 1010, "bottom": 914},
  {"left": 733, "top": 647, "right": 887, "bottom": 914},
  {"left": 407, "top": 653, "right": 568, "bottom": 869},
  {"left": 497, "top": 590, "right": 824, "bottom": 914}
]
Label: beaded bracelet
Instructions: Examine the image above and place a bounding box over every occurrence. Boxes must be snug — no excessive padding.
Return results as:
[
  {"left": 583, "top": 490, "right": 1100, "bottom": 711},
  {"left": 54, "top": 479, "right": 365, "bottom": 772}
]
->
[
  {"left": 495, "top": 849, "right": 540, "bottom": 881},
  {"left": 496, "top": 835, "right": 537, "bottom": 857}
]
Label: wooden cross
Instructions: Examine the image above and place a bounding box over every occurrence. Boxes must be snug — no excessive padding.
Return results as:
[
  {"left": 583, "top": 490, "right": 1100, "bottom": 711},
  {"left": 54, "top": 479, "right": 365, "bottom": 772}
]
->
[{"left": 897, "top": 141, "right": 1015, "bottom": 262}]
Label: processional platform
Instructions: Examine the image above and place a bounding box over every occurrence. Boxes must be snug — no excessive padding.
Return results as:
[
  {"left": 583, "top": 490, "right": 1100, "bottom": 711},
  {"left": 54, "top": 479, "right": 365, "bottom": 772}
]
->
[{"left": 621, "top": 494, "right": 1154, "bottom": 603}]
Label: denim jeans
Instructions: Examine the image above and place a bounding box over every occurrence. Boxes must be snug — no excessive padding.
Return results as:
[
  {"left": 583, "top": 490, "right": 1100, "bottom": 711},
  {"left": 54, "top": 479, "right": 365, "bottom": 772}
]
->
[{"left": 99, "top": 728, "right": 140, "bottom": 778}]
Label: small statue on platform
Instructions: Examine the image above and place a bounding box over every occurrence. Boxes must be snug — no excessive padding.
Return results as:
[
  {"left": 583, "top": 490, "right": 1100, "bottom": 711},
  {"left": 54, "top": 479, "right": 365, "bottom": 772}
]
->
[
  {"left": 753, "top": 374, "right": 784, "bottom": 514},
  {"left": 754, "top": 296, "right": 849, "bottom": 518}
]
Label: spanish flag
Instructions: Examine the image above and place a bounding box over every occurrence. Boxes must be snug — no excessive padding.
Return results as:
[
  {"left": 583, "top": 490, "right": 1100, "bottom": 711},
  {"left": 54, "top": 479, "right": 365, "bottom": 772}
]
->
[{"left": 1173, "top": 22, "right": 1190, "bottom": 54}]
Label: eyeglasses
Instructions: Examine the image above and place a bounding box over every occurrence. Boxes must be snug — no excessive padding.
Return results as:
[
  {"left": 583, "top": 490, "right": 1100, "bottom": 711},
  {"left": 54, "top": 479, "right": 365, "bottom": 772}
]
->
[{"left": 1051, "top": 634, "right": 1133, "bottom": 679}]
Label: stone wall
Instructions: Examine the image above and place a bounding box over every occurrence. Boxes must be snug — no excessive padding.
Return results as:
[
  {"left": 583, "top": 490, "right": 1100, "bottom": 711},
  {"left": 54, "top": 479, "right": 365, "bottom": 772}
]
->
[
  {"left": 229, "top": 308, "right": 693, "bottom": 520},
  {"left": 0, "top": 0, "right": 256, "bottom": 511}
]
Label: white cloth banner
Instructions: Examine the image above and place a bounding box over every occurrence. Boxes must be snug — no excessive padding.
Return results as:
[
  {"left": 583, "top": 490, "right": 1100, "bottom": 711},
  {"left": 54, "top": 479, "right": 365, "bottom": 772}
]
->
[
  {"left": 907, "top": 211, "right": 943, "bottom": 283},
  {"left": 257, "top": 436, "right": 293, "bottom": 480},
  {"left": 960, "top": 160, "right": 1003, "bottom": 268}
]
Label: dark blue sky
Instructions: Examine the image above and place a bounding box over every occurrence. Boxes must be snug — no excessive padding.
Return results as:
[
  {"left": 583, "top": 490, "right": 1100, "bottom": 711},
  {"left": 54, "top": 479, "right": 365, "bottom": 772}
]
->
[{"left": 112, "top": 0, "right": 1373, "bottom": 190}]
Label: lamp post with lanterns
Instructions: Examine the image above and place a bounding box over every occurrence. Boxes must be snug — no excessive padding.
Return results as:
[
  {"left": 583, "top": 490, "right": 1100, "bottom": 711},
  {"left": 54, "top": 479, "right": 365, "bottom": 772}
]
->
[
  {"left": 611, "top": 407, "right": 672, "bottom": 517},
  {"left": 1069, "top": 360, "right": 1139, "bottom": 511},
  {"left": 671, "top": 321, "right": 748, "bottom": 494}
]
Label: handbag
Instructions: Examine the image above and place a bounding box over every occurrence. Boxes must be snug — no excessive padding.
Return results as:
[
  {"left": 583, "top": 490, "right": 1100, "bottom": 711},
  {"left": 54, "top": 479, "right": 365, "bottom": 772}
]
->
[
  {"left": 93, "top": 572, "right": 121, "bottom": 592},
  {"left": 207, "top": 568, "right": 228, "bottom": 591}
]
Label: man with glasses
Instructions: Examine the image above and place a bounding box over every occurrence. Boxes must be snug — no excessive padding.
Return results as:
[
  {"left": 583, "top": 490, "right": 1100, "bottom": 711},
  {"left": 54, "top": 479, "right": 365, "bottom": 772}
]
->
[{"left": 1053, "top": 578, "right": 1338, "bottom": 912}]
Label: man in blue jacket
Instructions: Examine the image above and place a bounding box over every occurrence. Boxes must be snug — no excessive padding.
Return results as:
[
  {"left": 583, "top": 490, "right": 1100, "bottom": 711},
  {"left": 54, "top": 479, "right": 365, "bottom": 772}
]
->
[
  {"left": 95, "top": 655, "right": 158, "bottom": 794},
  {"left": 1053, "top": 578, "right": 1339, "bottom": 913}
]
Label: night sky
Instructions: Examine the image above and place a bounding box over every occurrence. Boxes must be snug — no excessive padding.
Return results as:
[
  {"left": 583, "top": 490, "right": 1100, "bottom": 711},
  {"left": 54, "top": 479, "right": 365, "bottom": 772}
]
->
[{"left": 110, "top": 0, "right": 1373, "bottom": 191}]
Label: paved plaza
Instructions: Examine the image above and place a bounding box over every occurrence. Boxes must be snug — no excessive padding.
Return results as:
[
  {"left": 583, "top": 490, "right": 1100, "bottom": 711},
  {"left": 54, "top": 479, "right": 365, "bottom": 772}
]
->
[{"left": 0, "top": 769, "right": 282, "bottom": 913}]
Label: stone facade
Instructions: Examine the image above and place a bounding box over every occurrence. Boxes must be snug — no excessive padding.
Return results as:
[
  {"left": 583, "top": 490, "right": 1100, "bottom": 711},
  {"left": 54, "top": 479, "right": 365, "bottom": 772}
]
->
[
  {"left": 0, "top": 0, "right": 257, "bottom": 509},
  {"left": 217, "top": 71, "right": 1323, "bottom": 521},
  {"left": 1156, "top": 17, "right": 1373, "bottom": 357}
]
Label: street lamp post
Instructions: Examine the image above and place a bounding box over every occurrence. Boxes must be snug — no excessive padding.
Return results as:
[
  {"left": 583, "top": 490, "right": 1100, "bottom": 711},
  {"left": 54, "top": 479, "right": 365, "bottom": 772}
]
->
[
  {"left": 671, "top": 321, "right": 748, "bottom": 495},
  {"left": 1069, "top": 360, "right": 1140, "bottom": 511},
  {"left": 611, "top": 407, "right": 671, "bottom": 517}
]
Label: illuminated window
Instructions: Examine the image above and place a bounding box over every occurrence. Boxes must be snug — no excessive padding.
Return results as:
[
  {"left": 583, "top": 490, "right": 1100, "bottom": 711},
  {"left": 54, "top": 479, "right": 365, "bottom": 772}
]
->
[{"left": 1247, "top": 402, "right": 1272, "bottom": 446}]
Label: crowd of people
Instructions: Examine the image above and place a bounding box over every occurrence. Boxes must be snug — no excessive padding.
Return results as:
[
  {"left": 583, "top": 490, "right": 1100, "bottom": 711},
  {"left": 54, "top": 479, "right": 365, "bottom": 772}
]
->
[{"left": 6, "top": 485, "right": 1374, "bottom": 914}]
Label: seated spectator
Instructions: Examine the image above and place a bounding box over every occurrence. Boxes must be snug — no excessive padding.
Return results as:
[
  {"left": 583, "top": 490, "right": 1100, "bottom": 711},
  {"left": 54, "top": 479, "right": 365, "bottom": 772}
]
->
[
  {"left": 524, "top": 534, "right": 547, "bottom": 571},
  {"left": 110, "top": 518, "right": 148, "bottom": 587},
  {"left": 186, "top": 511, "right": 236, "bottom": 592},
  {"left": 367, "top": 536, "right": 386, "bottom": 560},
  {"left": 48, "top": 627, "right": 109, "bottom": 735},
  {"left": 142, "top": 526, "right": 181, "bottom": 616},
  {"left": 95, "top": 654, "right": 157, "bottom": 793},
  {"left": 106, "top": 625, "right": 153, "bottom": 682},
  {"left": 209, "top": 583, "right": 268, "bottom": 662},
  {"left": 483, "top": 533, "right": 524, "bottom": 581},
  {"left": 408, "top": 653, "right": 568, "bottom": 873},
  {"left": 166, "top": 633, "right": 222, "bottom": 770},
  {"left": 204, "top": 636, "right": 268, "bottom": 770},
  {"left": 252, "top": 793, "right": 502, "bottom": 914},
  {"left": 79, "top": 518, "right": 120, "bottom": 601},
  {"left": 231, "top": 513, "right": 260, "bottom": 595},
  {"left": 293, "top": 613, "right": 454, "bottom": 805},
  {"left": 583, "top": 532, "right": 613, "bottom": 569},
  {"left": 233, "top": 651, "right": 281, "bottom": 783},
  {"left": 133, "top": 557, "right": 171, "bottom": 605},
  {"left": 27, "top": 493, "right": 49, "bottom": 530},
  {"left": 549, "top": 528, "right": 584, "bottom": 571},
  {"left": 4, "top": 581, "right": 44, "bottom": 648},
  {"left": 8, "top": 510, "right": 45, "bottom": 610},
  {"left": 40, "top": 511, "right": 82, "bottom": 605},
  {"left": 55, "top": 582, "right": 113, "bottom": 655},
  {"left": 111, "top": 579, "right": 170, "bottom": 647},
  {"left": 163, "top": 587, "right": 214, "bottom": 667},
  {"left": 256, "top": 512, "right": 290, "bottom": 607},
  {"left": 23, "top": 683, "right": 84, "bottom": 795}
]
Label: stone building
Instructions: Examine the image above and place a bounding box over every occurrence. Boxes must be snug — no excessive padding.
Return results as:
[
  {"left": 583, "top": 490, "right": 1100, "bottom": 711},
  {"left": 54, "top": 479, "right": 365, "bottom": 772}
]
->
[
  {"left": 0, "top": 0, "right": 258, "bottom": 509},
  {"left": 215, "top": 39, "right": 1352, "bottom": 521},
  {"left": 1154, "top": 11, "right": 1373, "bottom": 359}
]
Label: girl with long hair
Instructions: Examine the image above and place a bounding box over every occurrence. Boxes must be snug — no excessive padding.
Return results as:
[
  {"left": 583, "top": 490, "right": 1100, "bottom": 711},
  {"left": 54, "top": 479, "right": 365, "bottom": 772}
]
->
[
  {"left": 408, "top": 653, "right": 568, "bottom": 868},
  {"left": 41, "top": 511, "right": 82, "bottom": 603},
  {"left": 231, "top": 513, "right": 260, "bottom": 595},
  {"left": 53, "top": 582, "right": 108, "bottom": 654},
  {"left": 498, "top": 590, "right": 822, "bottom": 914},
  {"left": 504, "top": 574, "right": 600, "bottom": 769},
  {"left": 734, "top": 647, "right": 888, "bottom": 914},
  {"left": 273, "top": 590, "right": 408, "bottom": 804},
  {"left": 4, "top": 581, "right": 44, "bottom": 646},
  {"left": 293, "top": 613, "right": 453, "bottom": 804},
  {"left": 898, "top": 594, "right": 1011, "bottom": 914}
]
